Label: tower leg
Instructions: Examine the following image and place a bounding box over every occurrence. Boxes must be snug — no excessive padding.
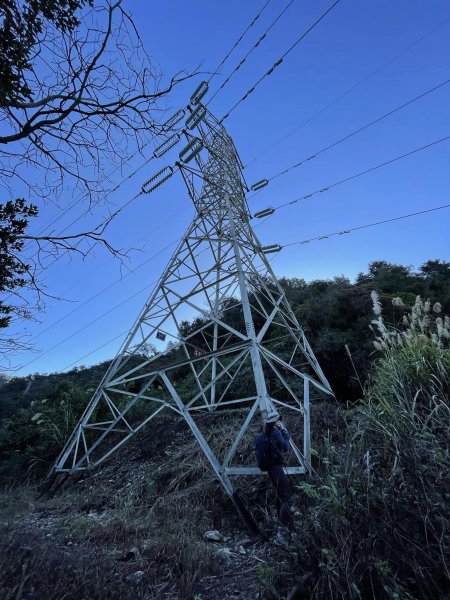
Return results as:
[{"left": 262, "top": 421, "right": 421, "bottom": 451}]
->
[
  {"left": 161, "top": 373, "right": 260, "bottom": 534},
  {"left": 49, "top": 105, "right": 332, "bottom": 535}
]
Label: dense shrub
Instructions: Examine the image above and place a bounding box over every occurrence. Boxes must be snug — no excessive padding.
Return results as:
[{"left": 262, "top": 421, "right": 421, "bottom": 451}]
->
[
  {"left": 289, "top": 295, "right": 450, "bottom": 599},
  {"left": 0, "top": 383, "right": 90, "bottom": 480}
]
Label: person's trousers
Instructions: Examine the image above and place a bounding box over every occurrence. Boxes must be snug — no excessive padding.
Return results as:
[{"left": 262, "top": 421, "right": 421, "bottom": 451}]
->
[{"left": 267, "top": 465, "right": 293, "bottom": 529}]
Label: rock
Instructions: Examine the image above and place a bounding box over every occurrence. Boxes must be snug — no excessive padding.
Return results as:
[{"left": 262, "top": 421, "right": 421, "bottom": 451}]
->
[
  {"left": 203, "top": 530, "right": 223, "bottom": 542},
  {"left": 141, "top": 539, "right": 155, "bottom": 556},
  {"left": 236, "top": 536, "right": 252, "bottom": 548},
  {"left": 126, "top": 570, "right": 144, "bottom": 585},
  {"left": 192, "top": 581, "right": 207, "bottom": 596},
  {"left": 215, "top": 547, "right": 233, "bottom": 563},
  {"left": 110, "top": 549, "right": 125, "bottom": 561},
  {"left": 273, "top": 531, "right": 290, "bottom": 549},
  {"left": 124, "top": 546, "right": 140, "bottom": 561}
]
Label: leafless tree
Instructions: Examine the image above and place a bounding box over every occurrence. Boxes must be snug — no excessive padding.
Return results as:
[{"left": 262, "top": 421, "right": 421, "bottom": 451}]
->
[
  {"left": 0, "top": 0, "right": 197, "bottom": 361},
  {"left": 1, "top": 0, "right": 192, "bottom": 204}
]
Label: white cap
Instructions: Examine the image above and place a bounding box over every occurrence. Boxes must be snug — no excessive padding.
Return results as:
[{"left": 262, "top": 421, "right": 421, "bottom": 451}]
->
[{"left": 266, "top": 409, "right": 280, "bottom": 423}]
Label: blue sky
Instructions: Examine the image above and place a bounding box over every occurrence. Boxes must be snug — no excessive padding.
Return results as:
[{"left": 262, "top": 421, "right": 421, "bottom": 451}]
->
[{"left": 7, "top": 0, "right": 450, "bottom": 376}]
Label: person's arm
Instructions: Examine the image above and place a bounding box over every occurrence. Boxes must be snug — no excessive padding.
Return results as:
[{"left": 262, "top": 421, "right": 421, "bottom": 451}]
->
[{"left": 272, "top": 427, "right": 290, "bottom": 452}]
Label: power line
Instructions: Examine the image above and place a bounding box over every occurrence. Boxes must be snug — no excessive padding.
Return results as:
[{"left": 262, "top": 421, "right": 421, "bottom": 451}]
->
[
  {"left": 261, "top": 79, "right": 450, "bottom": 185},
  {"left": 221, "top": 0, "right": 343, "bottom": 122},
  {"left": 32, "top": 151, "right": 155, "bottom": 240},
  {"left": 58, "top": 205, "right": 190, "bottom": 297},
  {"left": 33, "top": 0, "right": 178, "bottom": 238},
  {"left": 20, "top": 224, "right": 224, "bottom": 367},
  {"left": 20, "top": 281, "right": 157, "bottom": 370},
  {"left": 207, "top": 0, "right": 296, "bottom": 105},
  {"left": 207, "top": 0, "right": 273, "bottom": 84},
  {"left": 245, "top": 14, "right": 450, "bottom": 167},
  {"left": 21, "top": 225, "right": 212, "bottom": 368},
  {"left": 16, "top": 152, "right": 157, "bottom": 286},
  {"left": 55, "top": 255, "right": 273, "bottom": 374},
  {"left": 20, "top": 233, "right": 239, "bottom": 369},
  {"left": 3, "top": 160, "right": 180, "bottom": 307},
  {"left": 16, "top": 156, "right": 173, "bottom": 292},
  {"left": 254, "top": 135, "right": 450, "bottom": 213},
  {"left": 35, "top": 154, "right": 157, "bottom": 247},
  {"left": 50, "top": 201, "right": 449, "bottom": 374},
  {"left": 58, "top": 329, "right": 130, "bottom": 373},
  {"left": 27, "top": 238, "right": 181, "bottom": 344},
  {"left": 281, "top": 203, "right": 450, "bottom": 247}
]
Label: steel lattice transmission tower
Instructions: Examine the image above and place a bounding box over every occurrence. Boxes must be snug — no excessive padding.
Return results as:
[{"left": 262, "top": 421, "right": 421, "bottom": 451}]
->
[{"left": 51, "top": 84, "right": 333, "bottom": 525}]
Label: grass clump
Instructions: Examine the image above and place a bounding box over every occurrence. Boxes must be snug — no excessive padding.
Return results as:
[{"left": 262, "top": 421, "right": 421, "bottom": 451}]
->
[
  {"left": 0, "top": 383, "right": 90, "bottom": 481},
  {"left": 288, "top": 295, "right": 450, "bottom": 599}
]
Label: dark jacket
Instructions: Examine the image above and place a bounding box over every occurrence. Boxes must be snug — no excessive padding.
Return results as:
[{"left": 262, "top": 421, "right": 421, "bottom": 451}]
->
[
  {"left": 256, "top": 426, "right": 290, "bottom": 467},
  {"left": 269, "top": 427, "right": 290, "bottom": 465}
]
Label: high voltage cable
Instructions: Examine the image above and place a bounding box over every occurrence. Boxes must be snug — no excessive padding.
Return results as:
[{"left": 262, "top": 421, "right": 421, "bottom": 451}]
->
[
  {"left": 207, "top": 0, "right": 296, "bottom": 105},
  {"left": 221, "top": 0, "right": 343, "bottom": 122},
  {"left": 21, "top": 236, "right": 252, "bottom": 369},
  {"left": 54, "top": 248, "right": 272, "bottom": 374},
  {"left": 281, "top": 204, "right": 450, "bottom": 247},
  {"left": 35, "top": 153, "right": 157, "bottom": 244},
  {"left": 261, "top": 79, "right": 450, "bottom": 185},
  {"left": 245, "top": 14, "right": 450, "bottom": 167},
  {"left": 20, "top": 281, "right": 158, "bottom": 370},
  {"left": 27, "top": 237, "right": 181, "bottom": 344},
  {"left": 32, "top": 151, "right": 155, "bottom": 240},
  {"left": 21, "top": 234, "right": 202, "bottom": 368},
  {"left": 22, "top": 219, "right": 238, "bottom": 365},
  {"left": 16, "top": 156, "right": 171, "bottom": 292},
  {"left": 49, "top": 202, "right": 449, "bottom": 374},
  {"left": 15, "top": 173, "right": 187, "bottom": 341},
  {"left": 58, "top": 329, "right": 130, "bottom": 373},
  {"left": 34, "top": 0, "right": 177, "bottom": 238},
  {"left": 11, "top": 150, "right": 159, "bottom": 297},
  {"left": 256, "top": 135, "right": 450, "bottom": 214},
  {"left": 59, "top": 206, "right": 190, "bottom": 297},
  {"left": 207, "top": 0, "right": 273, "bottom": 84}
]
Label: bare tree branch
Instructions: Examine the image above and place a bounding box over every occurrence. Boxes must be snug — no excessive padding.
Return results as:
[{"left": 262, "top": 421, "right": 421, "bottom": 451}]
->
[
  {"left": 0, "top": 1, "right": 200, "bottom": 360},
  {"left": 0, "top": 0, "right": 197, "bottom": 204}
]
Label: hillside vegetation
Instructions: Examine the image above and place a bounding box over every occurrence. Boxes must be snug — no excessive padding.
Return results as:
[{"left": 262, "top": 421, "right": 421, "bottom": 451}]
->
[
  {"left": 0, "top": 260, "right": 449, "bottom": 599},
  {"left": 2, "top": 259, "right": 449, "bottom": 419}
]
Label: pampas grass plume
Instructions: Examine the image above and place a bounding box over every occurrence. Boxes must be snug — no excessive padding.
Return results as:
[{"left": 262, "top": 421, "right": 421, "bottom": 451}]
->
[{"left": 433, "top": 302, "right": 442, "bottom": 313}]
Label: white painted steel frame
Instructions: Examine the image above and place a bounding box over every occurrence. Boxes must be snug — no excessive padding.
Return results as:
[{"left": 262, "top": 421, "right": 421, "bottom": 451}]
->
[{"left": 51, "top": 106, "right": 333, "bottom": 514}]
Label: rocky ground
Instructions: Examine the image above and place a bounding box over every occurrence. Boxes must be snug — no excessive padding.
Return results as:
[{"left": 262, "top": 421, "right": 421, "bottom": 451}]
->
[{"left": 0, "top": 411, "right": 303, "bottom": 600}]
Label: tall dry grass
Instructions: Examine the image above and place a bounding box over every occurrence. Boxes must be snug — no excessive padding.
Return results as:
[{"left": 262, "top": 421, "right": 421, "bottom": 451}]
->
[{"left": 286, "top": 294, "right": 450, "bottom": 599}]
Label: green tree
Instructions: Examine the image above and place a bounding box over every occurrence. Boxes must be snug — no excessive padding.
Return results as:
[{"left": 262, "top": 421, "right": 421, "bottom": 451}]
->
[
  {"left": 420, "top": 260, "right": 450, "bottom": 312},
  {"left": 0, "top": 199, "right": 38, "bottom": 357},
  {"left": 356, "top": 260, "right": 420, "bottom": 295}
]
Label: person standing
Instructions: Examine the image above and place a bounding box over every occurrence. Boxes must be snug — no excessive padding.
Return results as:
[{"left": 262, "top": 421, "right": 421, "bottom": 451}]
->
[{"left": 255, "top": 409, "right": 294, "bottom": 542}]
